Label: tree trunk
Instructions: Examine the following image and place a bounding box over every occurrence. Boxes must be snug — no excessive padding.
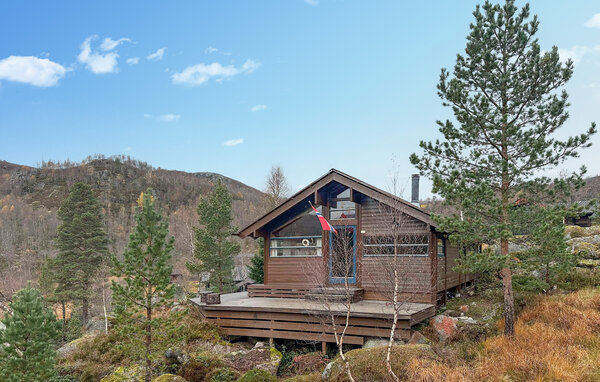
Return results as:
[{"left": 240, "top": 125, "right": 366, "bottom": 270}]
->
[
  {"left": 145, "top": 306, "right": 152, "bottom": 382},
  {"left": 501, "top": 238, "right": 515, "bottom": 336},
  {"left": 81, "top": 297, "right": 89, "bottom": 326},
  {"left": 62, "top": 301, "right": 67, "bottom": 344}
]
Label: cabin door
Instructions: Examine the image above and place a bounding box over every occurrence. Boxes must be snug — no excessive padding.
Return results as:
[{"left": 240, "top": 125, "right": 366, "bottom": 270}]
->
[{"left": 329, "top": 226, "right": 356, "bottom": 284}]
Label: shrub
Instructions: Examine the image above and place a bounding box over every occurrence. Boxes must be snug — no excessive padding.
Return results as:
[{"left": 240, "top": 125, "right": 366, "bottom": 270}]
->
[
  {"left": 236, "top": 368, "right": 276, "bottom": 382},
  {"left": 178, "top": 353, "right": 224, "bottom": 382},
  {"left": 206, "top": 367, "right": 240, "bottom": 382}
]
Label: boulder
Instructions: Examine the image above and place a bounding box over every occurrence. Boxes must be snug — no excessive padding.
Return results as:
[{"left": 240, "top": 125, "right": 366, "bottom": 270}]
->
[
  {"left": 362, "top": 338, "right": 389, "bottom": 349},
  {"left": 0, "top": 322, "right": 5, "bottom": 331},
  {"left": 57, "top": 335, "right": 94, "bottom": 359},
  {"left": 429, "top": 315, "right": 458, "bottom": 341},
  {"left": 223, "top": 346, "right": 282, "bottom": 375},
  {"left": 457, "top": 316, "right": 477, "bottom": 325},
  {"left": 322, "top": 361, "right": 334, "bottom": 380},
  {"left": 164, "top": 348, "right": 189, "bottom": 366},
  {"left": 407, "top": 331, "right": 429, "bottom": 345},
  {"left": 459, "top": 305, "right": 469, "bottom": 313},
  {"left": 100, "top": 365, "right": 144, "bottom": 382}
]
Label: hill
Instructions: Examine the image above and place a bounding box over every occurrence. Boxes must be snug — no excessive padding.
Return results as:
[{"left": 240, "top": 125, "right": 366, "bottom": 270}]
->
[{"left": 0, "top": 155, "right": 267, "bottom": 294}]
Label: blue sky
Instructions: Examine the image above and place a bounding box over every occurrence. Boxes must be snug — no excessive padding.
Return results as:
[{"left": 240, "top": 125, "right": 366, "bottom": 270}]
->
[{"left": 1, "top": 1, "right": 600, "bottom": 199}]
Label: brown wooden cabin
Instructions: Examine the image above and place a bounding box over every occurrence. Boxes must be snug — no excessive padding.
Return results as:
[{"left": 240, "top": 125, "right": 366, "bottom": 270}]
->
[{"left": 192, "top": 169, "right": 474, "bottom": 346}]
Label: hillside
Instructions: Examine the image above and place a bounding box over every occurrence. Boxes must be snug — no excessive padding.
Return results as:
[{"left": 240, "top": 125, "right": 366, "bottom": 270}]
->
[{"left": 0, "top": 155, "right": 267, "bottom": 294}]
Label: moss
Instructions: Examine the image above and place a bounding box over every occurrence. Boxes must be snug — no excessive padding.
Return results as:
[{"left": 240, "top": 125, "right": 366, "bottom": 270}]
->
[
  {"left": 178, "top": 352, "right": 224, "bottom": 382},
  {"left": 236, "top": 369, "right": 277, "bottom": 382},
  {"left": 100, "top": 365, "right": 144, "bottom": 382},
  {"left": 152, "top": 374, "right": 187, "bottom": 382},
  {"left": 328, "top": 344, "right": 438, "bottom": 381},
  {"left": 269, "top": 347, "right": 282, "bottom": 360},
  {"left": 282, "top": 373, "right": 321, "bottom": 382},
  {"left": 205, "top": 367, "right": 240, "bottom": 382}
]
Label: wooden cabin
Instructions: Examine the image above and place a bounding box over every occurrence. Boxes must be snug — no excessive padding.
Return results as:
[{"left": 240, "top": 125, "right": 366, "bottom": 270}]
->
[{"left": 192, "top": 169, "right": 474, "bottom": 346}]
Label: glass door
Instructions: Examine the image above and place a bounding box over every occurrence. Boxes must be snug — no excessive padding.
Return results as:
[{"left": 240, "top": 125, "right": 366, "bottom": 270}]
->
[{"left": 329, "top": 226, "right": 356, "bottom": 284}]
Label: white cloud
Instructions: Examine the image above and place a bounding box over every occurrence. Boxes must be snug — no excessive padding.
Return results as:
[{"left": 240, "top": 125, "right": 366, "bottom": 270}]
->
[
  {"left": 223, "top": 138, "right": 244, "bottom": 147},
  {"left": 584, "top": 13, "right": 600, "bottom": 29},
  {"left": 126, "top": 57, "right": 140, "bottom": 65},
  {"left": 172, "top": 59, "right": 260, "bottom": 86},
  {"left": 205, "top": 46, "right": 218, "bottom": 54},
  {"left": 147, "top": 47, "right": 166, "bottom": 61},
  {"left": 250, "top": 104, "right": 267, "bottom": 112},
  {"left": 100, "top": 37, "right": 131, "bottom": 51},
  {"left": 304, "top": 0, "right": 319, "bottom": 5},
  {"left": 144, "top": 113, "right": 180, "bottom": 122},
  {"left": 78, "top": 35, "right": 120, "bottom": 74},
  {"left": 558, "top": 45, "right": 600, "bottom": 64},
  {"left": 0, "top": 55, "right": 67, "bottom": 87}
]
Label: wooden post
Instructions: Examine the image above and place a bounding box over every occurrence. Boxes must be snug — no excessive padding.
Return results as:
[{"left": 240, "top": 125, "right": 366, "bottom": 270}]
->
[{"left": 321, "top": 341, "right": 327, "bottom": 355}]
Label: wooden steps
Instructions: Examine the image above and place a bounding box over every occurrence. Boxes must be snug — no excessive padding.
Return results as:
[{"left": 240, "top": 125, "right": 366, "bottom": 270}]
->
[{"left": 305, "top": 287, "right": 365, "bottom": 303}]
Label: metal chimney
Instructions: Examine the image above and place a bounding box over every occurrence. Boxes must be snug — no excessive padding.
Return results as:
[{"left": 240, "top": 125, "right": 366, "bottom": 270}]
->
[{"left": 411, "top": 174, "right": 420, "bottom": 205}]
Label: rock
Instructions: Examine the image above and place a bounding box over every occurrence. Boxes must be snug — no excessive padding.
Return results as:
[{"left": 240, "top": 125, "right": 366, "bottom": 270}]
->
[
  {"left": 0, "top": 322, "right": 5, "bottom": 331},
  {"left": 152, "top": 374, "right": 186, "bottom": 382},
  {"left": 459, "top": 305, "right": 469, "bottom": 313},
  {"left": 467, "top": 290, "right": 475, "bottom": 297},
  {"left": 57, "top": 335, "right": 94, "bottom": 359},
  {"left": 86, "top": 315, "right": 108, "bottom": 334},
  {"left": 164, "top": 348, "right": 189, "bottom": 366},
  {"left": 457, "top": 316, "right": 477, "bottom": 325},
  {"left": 362, "top": 338, "right": 389, "bottom": 349},
  {"left": 223, "top": 346, "right": 282, "bottom": 375},
  {"left": 100, "top": 365, "right": 144, "bottom": 382},
  {"left": 408, "top": 331, "right": 429, "bottom": 345},
  {"left": 322, "top": 361, "right": 334, "bottom": 380},
  {"left": 430, "top": 315, "right": 458, "bottom": 341},
  {"left": 253, "top": 341, "right": 266, "bottom": 349},
  {"left": 237, "top": 369, "right": 277, "bottom": 382}
]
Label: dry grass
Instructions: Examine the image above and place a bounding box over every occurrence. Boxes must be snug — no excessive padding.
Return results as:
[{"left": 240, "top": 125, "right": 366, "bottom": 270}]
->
[{"left": 333, "top": 289, "right": 600, "bottom": 381}]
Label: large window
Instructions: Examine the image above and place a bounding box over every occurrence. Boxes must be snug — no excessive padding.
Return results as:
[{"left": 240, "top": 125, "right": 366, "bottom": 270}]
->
[
  {"left": 270, "top": 207, "right": 323, "bottom": 257},
  {"left": 329, "top": 189, "right": 356, "bottom": 220},
  {"left": 437, "top": 237, "right": 446, "bottom": 257},
  {"left": 363, "top": 234, "right": 429, "bottom": 257}
]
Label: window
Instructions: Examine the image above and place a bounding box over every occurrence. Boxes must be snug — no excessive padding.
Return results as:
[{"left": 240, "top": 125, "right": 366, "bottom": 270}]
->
[
  {"left": 329, "top": 189, "right": 356, "bottom": 220},
  {"left": 363, "top": 234, "right": 429, "bottom": 256},
  {"left": 269, "top": 207, "right": 323, "bottom": 257},
  {"left": 437, "top": 238, "right": 446, "bottom": 257}
]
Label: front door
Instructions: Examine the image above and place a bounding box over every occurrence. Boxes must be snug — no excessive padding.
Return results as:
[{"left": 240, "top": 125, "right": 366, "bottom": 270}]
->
[{"left": 329, "top": 226, "right": 356, "bottom": 284}]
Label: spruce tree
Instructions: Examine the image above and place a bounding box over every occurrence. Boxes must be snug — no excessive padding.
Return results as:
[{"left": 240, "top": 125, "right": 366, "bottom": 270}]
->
[
  {"left": 187, "top": 180, "right": 240, "bottom": 293},
  {"left": 410, "top": 0, "right": 596, "bottom": 336},
  {"left": 0, "top": 285, "right": 61, "bottom": 382},
  {"left": 111, "top": 189, "right": 174, "bottom": 382},
  {"left": 248, "top": 238, "right": 265, "bottom": 284},
  {"left": 54, "top": 182, "right": 108, "bottom": 325}
]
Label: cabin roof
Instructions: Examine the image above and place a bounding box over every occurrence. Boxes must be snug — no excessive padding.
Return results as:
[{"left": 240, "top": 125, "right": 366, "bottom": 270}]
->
[{"left": 239, "top": 168, "right": 435, "bottom": 238}]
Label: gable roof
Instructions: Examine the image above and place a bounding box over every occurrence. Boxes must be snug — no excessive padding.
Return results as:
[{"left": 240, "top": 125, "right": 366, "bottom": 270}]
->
[{"left": 239, "top": 169, "right": 434, "bottom": 238}]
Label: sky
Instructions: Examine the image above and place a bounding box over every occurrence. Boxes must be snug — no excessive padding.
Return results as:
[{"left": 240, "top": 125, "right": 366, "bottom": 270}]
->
[{"left": 1, "top": 1, "right": 600, "bottom": 199}]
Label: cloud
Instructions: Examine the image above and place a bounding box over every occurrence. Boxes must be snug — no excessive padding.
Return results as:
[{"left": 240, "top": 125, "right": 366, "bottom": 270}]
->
[
  {"left": 78, "top": 35, "right": 120, "bottom": 74},
  {"left": 558, "top": 45, "right": 600, "bottom": 64},
  {"left": 147, "top": 47, "right": 166, "bottom": 61},
  {"left": 584, "top": 13, "right": 600, "bottom": 29},
  {"left": 250, "top": 104, "right": 267, "bottom": 112},
  {"left": 0, "top": 55, "right": 67, "bottom": 87},
  {"left": 172, "top": 59, "right": 260, "bottom": 86},
  {"left": 144, "top": 113, "right": 180, "bottom": 122},
  {"left": 100, "top": 37, "right": 131, "bottom": 51},
  {"left": 205, "top": 47, "right": 218, "bottom": 54},
  {"left": 126, "top": 57, "right": 140, "bottom": 65},
  {"left": 223, "top": 138, "right": 244, "bottom": 147},
  {"left": 304, "top": 0, "right": 319, "bottom": 5}
]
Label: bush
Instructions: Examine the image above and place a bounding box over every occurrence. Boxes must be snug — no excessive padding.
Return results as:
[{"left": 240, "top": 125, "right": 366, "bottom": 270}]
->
[
  {"left": 236, "top": 369, "right": 276, "bottom": 382},
  {"left": 512, "top": 274, "right": 549, "bottom": 293},
  {"left": 206, "top": 367, "right": 239, "bottom": 382},
  {"left": 178, "top": 353, "right": 224, "bottom": 382}
]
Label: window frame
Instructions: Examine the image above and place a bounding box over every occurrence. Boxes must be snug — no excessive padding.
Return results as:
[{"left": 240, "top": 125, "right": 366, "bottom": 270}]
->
[{"left": 362, "top": 234, "right": 430, "bottom": 257}]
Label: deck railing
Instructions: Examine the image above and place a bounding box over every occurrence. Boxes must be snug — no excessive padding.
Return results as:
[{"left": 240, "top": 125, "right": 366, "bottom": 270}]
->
[{"left": 247, "top": 284, "right": 312, "bottom": 299}]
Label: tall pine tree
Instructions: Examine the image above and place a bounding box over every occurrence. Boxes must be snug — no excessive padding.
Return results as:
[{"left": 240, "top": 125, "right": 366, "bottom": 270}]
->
[
  {"left": 410, "top": 0, "right": 595, "bottom": 336},
  {"left": 54, "top": 182, "right": 108, "bottom": 325},
  {"left": 187, "top": 180, "right": 240, "bottom": 293},
  {"left": 111, "top": 190, "right": 174, "bottom": 382},
  {"left": 0, "top": 285, "right": 60, "bottom": 382},
  {"left": 248, "top": 238, "right": 265, "bottom": 284}
]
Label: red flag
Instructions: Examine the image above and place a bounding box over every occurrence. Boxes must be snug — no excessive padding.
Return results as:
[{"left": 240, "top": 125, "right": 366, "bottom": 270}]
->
[{"left": 310, "top": 202, "right": 337, "bottom": 234}]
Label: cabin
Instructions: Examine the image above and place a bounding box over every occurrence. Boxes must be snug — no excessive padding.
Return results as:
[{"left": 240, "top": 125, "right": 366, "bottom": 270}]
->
[{"left": 192, "top": 169, "right": 475, "bottom": 347}]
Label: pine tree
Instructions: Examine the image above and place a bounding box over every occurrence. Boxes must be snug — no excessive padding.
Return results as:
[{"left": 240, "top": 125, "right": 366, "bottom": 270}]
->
[
  {"left": 0, "top": 285, "right": 61, "bottom": 382},
  {"left": 111, "top": 189, "right": 175, "bottom": 382},
  {"left": 248, "top": 238, "right": 265, "bottom": 284},
  {"left": 410, "top": 0, "right": 596, "bottom": 336},
  {"left": 187, "top": 180, "right": 240, "bottom": 293},
  {"left": 54, "top": 182, "right": 108, "bottom": 325}
]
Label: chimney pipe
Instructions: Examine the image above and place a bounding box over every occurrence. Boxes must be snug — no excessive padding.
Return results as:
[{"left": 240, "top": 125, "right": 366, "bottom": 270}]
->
[{"left": 411, "top": 174, "right": 420, "bottom": 205}]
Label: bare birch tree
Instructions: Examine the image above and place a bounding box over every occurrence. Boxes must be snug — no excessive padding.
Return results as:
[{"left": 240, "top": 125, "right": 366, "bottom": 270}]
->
[{"left": 264, "top": 165, "right": 290, "bottom": 210}]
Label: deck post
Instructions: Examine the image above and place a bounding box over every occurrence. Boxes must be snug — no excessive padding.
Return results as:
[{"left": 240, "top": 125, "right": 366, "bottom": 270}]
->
[{"left": 321, "top": 341, "right": 327, "bottom": 355}]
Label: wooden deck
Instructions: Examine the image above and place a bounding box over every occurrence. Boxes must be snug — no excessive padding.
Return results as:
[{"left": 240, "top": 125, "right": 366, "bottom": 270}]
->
[{"left": 191, "top": 292, "right": 435, "bottom": 345}]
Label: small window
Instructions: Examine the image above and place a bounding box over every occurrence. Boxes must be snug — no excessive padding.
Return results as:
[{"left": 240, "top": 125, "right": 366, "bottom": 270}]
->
[
  {"left": 269, "top": 207, "right": 323, "bottom": 257},
  {"left": 437, "top": 238, "right": 446, "bottom": 257},
  {"left": 363, "top": 234, "right": 429, "bottom": 256},
  {"left": 329, "top": 189, "right": 356, "bottom": 220}
]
